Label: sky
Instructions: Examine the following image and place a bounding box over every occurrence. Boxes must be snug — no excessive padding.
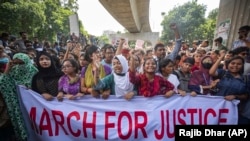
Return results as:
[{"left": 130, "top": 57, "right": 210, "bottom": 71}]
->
[{"left": 77, "top": 0, "right": 220, "bottom": 36}]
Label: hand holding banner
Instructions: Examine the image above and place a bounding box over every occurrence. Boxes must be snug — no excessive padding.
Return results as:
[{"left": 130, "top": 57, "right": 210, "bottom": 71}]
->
[{"left": 17, "top": 86, "right": 239, "bottom": 141}]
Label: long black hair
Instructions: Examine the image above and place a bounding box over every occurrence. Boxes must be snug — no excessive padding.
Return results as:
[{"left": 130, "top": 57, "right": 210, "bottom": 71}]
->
[
  {"left": 159, "top": 58, "right": 174, "bottom": 74},
  {"left": 225, "top": 56, "right": 245, "bottom": 74},
  {"left": 84, "top": 45, "right": 99, "bottom": 62}
]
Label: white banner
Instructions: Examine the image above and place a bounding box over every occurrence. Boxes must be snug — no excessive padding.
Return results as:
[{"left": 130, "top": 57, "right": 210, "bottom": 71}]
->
[
  {"left": 69, "top": 14, "right": 80, "bottom": 37},
  {"left": 17, "top": 86, "right": 239, "bottom": 141}
]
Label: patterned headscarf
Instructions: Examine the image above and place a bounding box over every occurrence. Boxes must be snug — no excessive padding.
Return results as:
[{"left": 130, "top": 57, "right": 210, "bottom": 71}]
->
[{"left": 9, "top": 53, "right": 38, "bottom": 87}]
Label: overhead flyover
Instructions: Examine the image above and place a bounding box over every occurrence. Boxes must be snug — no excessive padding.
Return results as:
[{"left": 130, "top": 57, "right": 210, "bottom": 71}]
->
[{"left": 99, "top": 0, "right": 152, "bottom": 33}]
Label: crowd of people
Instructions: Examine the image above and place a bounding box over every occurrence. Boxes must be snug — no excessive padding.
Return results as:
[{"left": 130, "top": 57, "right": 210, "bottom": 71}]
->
[{"left": 0, "top": 23, "right": 250, "bottom": 141}]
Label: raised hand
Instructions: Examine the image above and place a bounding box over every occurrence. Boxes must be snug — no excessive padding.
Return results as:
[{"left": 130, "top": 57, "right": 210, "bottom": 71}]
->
[
  {"left": 92, "top": 53, "right": 100, "bottom": 72},
  {"left": 67, "top": 42, "right": 73, "bottom": 51},
  {"left": 219, "top": 51, "right": 226, "bottom": 60},
  {"left": 118, "top": 38, "right": 125, "bottom": 47}
]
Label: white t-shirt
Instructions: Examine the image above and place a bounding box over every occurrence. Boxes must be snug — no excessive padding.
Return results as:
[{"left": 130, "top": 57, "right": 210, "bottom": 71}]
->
[{"left": 156, "top": 73, "right": 180, "bottom": 93}]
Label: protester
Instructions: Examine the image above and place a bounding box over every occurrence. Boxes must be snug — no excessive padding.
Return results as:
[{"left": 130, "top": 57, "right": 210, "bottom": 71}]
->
[
  {"left": 101, "top": 44, "right": 115, "bottom": 69},
  {"left": 173, "top": 57, "right": 195, "bottom": 96},
  {"left": 57, "top": 59, "right": 83, "bottom": 101},
  {"left": 191, "top": 52, "right": 202, "bottom": 72},
  {"left": 232, "top": 25, "right": 250, "bottom": 50},
  {"left": 79, "top": 53, "right": 89, "bottom": 69},
  {"left": 214, "top": 37, "right": 227, "bottom": 51},
  {"left": 210, "top": 50, "right": 220, "bottom": 63},
  {"left": 31, "top": 51, "right": 63, "bottom": 100},
  {"left": 232, "top": 46, "right": 250, "bottom": 75},
  {"left": 153, "top": 23, "right": 181, "bottom": 72},
  {"left": 80, "top": 45, "right": 111, "bottom": 95},
  {"left": 92, "top": 54, "right": 135, "bottom": 100},
  {"left": 209, "top": 55, "right": 248, "bottom": 99},
  {"left": 0, "top": 53, "right": 38, "bottom": 141},
  {"left": 158, "top": 58, "right": 180, "bottom": 94},
  {"left": 188, "top": 56, "right": 219, "bottom": 96},
  {"left": 129, "top": 57, "right": 174, "bottom": 97}
]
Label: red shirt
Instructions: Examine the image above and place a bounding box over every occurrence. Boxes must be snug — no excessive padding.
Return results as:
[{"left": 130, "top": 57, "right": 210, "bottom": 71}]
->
[{"left": 129, "top": 70, "right": 174, "bottom": 97}]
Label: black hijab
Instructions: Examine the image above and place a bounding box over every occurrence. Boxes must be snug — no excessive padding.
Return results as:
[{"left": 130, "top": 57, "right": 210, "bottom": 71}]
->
[{"left": 35, "top": 51, "right": 63, "bottom": 78}]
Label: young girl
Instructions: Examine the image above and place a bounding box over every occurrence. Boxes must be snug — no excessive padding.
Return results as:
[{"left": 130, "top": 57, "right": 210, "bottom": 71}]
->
[
  {"left": 158, "top": 58, "right": 180, "bottom": 95},
  {"left": 57, "top": 59, "right": 83, "bottom": 101},
  {"left": 191, "top": 52, "right": 202, "bottom": 72},
  {"left": 80, "top": 45, "right": 111, "bottom": 94},
  {"left": 209, "top": 55, "right": 248, "bottom": 99},
  {"left": 188, "top": 56, "right": 219, "bottom": 96},
  {"left": 129, "top": 57, "right": 174, "bottom": 97},
  {"left": 32, "top": 51, "right": 63, "bottom": 100},
  {"left": 92, "top": 54, "right": 135, "bottom": 100}
]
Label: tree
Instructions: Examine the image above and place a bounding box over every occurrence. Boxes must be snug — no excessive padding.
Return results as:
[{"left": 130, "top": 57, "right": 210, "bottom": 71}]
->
[
  {"left": 0, "top": 0, "right": 46, "bottom": 35},
  {"left": 160, "top": 0, "right": 206, "bottom": 44},
  {"left": 195, "top": 8, "right": 218, "bottom": 44},
  {"left": 0, "top": 0, "right": 87, "bottom": 43}
]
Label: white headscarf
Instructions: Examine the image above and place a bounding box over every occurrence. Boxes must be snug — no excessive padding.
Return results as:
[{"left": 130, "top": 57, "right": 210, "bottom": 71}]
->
[{"left": 113, "top": 55, "right": 134, "bottom": 97}]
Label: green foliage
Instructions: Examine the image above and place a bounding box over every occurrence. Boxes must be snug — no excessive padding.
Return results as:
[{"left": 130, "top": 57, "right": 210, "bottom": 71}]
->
[
  {"left": 0, "top": 1, "right": 46, "bottom": 35},
  {"left": 0, "top": 0, "right": 87, "bottom": 43},
  {"left": 160, "top": 0, "right": 218, "bottom": 45},
  {"left": 97, "top": 34, "right": 109, "bottom": 44}
]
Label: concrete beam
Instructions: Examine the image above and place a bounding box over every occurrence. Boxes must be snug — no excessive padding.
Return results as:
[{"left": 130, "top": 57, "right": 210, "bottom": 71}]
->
[
  {"left": 108, "top": 32, "right": 159, "bottom": 48},
  {"left": 99, "top": 0, "right": 151, "bottom": 33}
]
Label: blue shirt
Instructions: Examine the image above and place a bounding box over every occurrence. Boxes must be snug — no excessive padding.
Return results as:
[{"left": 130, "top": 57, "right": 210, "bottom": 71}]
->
[{"left": 215, "top": 69, "right": 248, "bottom": 96}]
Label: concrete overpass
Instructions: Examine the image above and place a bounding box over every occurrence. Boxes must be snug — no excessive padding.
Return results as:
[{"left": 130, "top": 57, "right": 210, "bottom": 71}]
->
[
  {"left": 100, "top": 0, "right": 250, "bottom": 49},
  {"left": 99, "top": 0, "right": 159, "bottom": 47},
  {"left": 99, "top": 0, "right": 151, "bottom": 33}
]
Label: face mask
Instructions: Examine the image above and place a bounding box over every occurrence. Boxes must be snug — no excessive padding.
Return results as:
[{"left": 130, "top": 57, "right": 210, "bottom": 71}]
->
[
  {"left": 202, "top": 63, "right": 212, "bottom": 69},
  {"left": 0, "top": 57, "right": 9, "bottom": 64}
]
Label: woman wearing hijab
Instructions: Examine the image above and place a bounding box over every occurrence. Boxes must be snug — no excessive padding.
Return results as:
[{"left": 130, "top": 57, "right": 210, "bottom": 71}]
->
[
  {"left": 0, "top": 53, "right": 38, "bottom": 141},
  {"left": 92, "top": 54, "right": 135, "bottom": 100},
  {"left": 32, "top": 51, "right": 63, "bottom": 100},
  {"left": 188, "top": 56, "right": 219, "bottom": 96}
]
